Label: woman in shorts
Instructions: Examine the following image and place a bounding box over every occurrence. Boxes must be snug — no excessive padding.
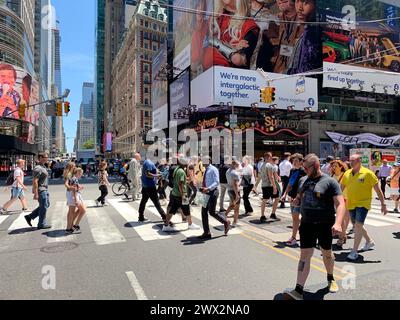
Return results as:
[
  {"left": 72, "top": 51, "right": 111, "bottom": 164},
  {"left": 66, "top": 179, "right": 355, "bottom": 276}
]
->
[{"left": 330, "top": 160, "right": 350, "bottom": 248}]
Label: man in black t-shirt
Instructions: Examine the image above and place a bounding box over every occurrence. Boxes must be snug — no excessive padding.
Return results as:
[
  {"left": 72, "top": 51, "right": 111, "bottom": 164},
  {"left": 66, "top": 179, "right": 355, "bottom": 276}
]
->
[
  {"left": 218, "top": 156, "right": 231, "bottom": 213},
  {"left": 284, "top": 154, "right": 345, "bottom": 301},
  {"left": 280, "top": 153, "right": 306, "bottom": 247}
]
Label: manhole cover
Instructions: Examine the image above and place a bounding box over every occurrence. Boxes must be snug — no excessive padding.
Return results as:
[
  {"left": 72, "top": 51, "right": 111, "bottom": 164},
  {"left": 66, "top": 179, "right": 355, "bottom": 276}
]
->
[{"left": 40, "top": 242, "right": 79, "bottom": 253}]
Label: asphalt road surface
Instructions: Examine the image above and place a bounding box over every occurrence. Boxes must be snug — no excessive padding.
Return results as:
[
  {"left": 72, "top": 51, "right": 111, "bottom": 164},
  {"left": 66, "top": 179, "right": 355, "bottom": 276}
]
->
[{"left": 0, "top": 179, "right": 399, "bottom": 300}]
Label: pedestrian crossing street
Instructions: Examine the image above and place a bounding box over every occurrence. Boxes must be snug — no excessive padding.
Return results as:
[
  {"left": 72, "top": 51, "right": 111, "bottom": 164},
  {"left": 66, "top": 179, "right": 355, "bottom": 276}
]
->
[
  {"left": 253, "top": 199, "right": 400, "bottom": 228},
  {"left": 0, "top": 198, "right": 242, "bottom": 248},
  {"left": 0, "top": 197, "right": 398, "bottom": 249}
]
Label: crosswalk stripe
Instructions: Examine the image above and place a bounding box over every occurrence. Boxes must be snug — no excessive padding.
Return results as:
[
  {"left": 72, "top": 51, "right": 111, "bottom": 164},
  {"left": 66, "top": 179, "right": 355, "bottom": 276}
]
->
[
  {"left": 189, "top": 206, "right": 242, "bottom": 235},
  {"left": 0, "top": 215, "right": 9, "bottom": 226},
  {"left": 364, "top": 218, "right": 392, "bottom": 227},
  {"left": 8, "top": 213, "right": 30, "bottom": 231},
  {"left": 48, "top": 202, "right": 76, "bottom": 243},
  {"left": 108, "top": 199, "right": 172, "bottom": 241},
  {"left": 366, "top": 212, "right": 400, "bottom": 224},
  {"left": 85, "top": 200, "right": 126, "bottom": 245}
]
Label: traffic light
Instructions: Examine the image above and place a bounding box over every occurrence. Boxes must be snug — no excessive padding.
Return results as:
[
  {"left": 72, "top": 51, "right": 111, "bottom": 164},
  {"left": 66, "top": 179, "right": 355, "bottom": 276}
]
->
[
  {"left": 260, "top": 88, "right": 267, "bottom": 103},
  {"left": 270, "top": 87, "right": 276, "bottom": 103},
  {"left": 265, "top": 87, "right": 276, "bottom": 103},
  {"left": 56, "top": 101, "right": 63, "bottom": 116},
  {"left": 18, "top": 102, "right": 26, "bottom": 119},
  {"left": 64, "top": 101, "right": 71, "bottom": 114}
]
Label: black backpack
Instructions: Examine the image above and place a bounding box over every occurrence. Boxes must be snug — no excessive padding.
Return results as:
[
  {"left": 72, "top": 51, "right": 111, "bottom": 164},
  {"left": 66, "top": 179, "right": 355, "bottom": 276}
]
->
[
  {"left": 5, "top": 171, "right": 14, "bottom": 186},
  {"left": 167, "top": 165, "right": 178, "bottom": 188}
]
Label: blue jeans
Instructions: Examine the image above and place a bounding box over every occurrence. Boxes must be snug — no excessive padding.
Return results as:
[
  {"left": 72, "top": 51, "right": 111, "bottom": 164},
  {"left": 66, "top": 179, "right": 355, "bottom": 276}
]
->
[{"left": 29, "top": 190, "right": 50, "bottom": 227}]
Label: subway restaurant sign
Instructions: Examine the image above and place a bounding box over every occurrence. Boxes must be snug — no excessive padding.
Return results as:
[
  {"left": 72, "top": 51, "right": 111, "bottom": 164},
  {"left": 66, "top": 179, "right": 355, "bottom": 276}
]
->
[{"left": 264, "top": 116, "right": 306, "bottom": 132}]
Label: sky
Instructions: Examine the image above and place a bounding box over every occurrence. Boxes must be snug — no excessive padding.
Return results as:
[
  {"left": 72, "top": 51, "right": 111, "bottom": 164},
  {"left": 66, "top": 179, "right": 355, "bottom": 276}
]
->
[{"left": 52, "top": 0, "right": 95, "bottom": 153}]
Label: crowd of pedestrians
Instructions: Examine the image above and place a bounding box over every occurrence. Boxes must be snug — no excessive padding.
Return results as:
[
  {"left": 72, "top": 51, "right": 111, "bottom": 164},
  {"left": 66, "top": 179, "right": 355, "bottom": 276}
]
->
[{"left": 1, "top": 149, "right": 399, "bottom": 300}]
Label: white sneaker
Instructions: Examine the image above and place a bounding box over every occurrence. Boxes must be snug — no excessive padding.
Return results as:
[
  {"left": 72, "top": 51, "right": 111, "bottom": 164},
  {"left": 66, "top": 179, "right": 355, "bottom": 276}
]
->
[
  {"left": 95, "top": 200, "right": 99, "bottom": 207},
  {"left": 188, "top": 223, "right": 200, "bottom": 230},
  {"left": 347, "top": 250, "right": 359, "bottom": 261},
  {"left": 162, "top": 225, "right": 177, "bottom": 232},
  {"left": 362, "top": 241, "right": 375, "bottom": 251}
]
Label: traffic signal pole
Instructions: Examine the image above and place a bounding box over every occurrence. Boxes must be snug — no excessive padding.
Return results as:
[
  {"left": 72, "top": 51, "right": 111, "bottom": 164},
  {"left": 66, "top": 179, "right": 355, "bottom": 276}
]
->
[{"left": 0, "top": 90, "right": 71, "bottom": 120}]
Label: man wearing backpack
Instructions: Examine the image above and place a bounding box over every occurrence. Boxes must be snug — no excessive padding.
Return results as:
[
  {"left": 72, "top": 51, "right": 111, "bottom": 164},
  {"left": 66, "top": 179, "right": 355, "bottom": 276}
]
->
[
  {"left": 162, "top": 157, "right": 200, "bottom": 232},
  {"left": 1, "top": 159, "right": 28, "bottom": 214}
]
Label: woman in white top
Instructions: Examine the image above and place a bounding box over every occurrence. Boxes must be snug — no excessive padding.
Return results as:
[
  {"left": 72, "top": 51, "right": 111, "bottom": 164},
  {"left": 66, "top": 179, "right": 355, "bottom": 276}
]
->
[
  {"left": 0, "top": 159, "right": 28, "bottom": 214},
  {"left": 242, "top": 155, "right": 256, "bottom": 215},
  {"left": 63, "top": 162, "right": 79, "bottom": 234}
]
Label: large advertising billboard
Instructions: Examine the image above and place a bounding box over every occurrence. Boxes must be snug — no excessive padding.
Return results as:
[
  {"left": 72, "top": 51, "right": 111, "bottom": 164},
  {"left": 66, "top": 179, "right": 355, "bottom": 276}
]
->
[
  {"left": 152, "top": 43, "right": 168, "bottom": 130},
  {"left": 173, "top": 0, "right": 321, "bottom": 110},
  {"left": 170, "top": 70, "right": 190, "bottom": 126},
  {"left": 320, "top": 1, "right": 400, "bottom": 93},
  {"left": 0, "top": 63, "right": 39, "bottom": 143},
  {"left": 191, "top": 66, "right": 318, "bottom": 111}
]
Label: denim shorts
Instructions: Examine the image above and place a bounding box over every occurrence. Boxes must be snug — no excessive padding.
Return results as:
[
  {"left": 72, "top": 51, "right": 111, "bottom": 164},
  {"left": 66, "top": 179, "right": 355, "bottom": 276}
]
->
[
  {"left": 349, "top": 207, "right": 369, "bottom": 224},
  {"left": 11, "top": 187, "right": 24, "bottom": 199},
  {"left": 291, "top": 206, "right": 301, "bottom": 214}
]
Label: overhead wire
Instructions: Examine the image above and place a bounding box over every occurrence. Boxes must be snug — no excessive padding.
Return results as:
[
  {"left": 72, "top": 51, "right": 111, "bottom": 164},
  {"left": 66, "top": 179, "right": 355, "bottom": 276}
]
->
[{"left": 153, "top": 0, "right": 400, "bottom": 26}]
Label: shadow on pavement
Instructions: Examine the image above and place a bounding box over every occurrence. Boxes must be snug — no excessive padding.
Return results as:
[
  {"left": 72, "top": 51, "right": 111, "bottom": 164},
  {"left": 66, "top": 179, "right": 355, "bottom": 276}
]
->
[
  {"left": 181, "top": 235, "right": 226, "bottom": 246},
  {"left": 42, "top": 229, "right": 81, "bottom": 238},
  {"left": 393, "top": 232, "right": 400, "bottom": 240},
  {"left": 273, "top": 287, "right": 329, "bottom": 300},
  {"left": 8, "top": 227, "right": 36, "bottom": 235},
  {"left": 248, "top": 219, "right": 274, "bottom": 225},
  {"left": 274, "top": 241, "right": 299, "bottom": 249},
  {"left": 334, "top": 252, "right": 382, "bottom": 264}
]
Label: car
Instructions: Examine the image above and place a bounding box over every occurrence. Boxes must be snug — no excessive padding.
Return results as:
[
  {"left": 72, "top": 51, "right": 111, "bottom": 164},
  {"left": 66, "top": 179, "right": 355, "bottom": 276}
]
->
[
  {"left": 323, "top": 45, "right": 337, "bottom": 62},
  {"left": 323, "top": 41, "right": 351, "bottom": 61},
  {"left": 380, "top": 37, "right": 400, "bottom": 72},
  {"left": 323, "top": 31, "right": 350, "bottom": 44}
]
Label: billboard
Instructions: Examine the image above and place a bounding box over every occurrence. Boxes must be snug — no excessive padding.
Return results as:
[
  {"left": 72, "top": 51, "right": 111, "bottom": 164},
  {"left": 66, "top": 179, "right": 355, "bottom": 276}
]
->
[
  {"left": 103, "top": 133, "right": 113, "bottom": 153},
  {"left": 191, "top": 66, "right": 318, "bottom": 111},
  {"left": 0, "top": 63, "right": 39, "bottom": 143},
  {"left": 320, "top": 4, "right": 400, "bottom": 93},
  {"left": 173, "top": 0, "right": 197, "bottom": 71},
  {"left": 185, "top": 0, "right": 321, "bottom": 80},
  {"left": 350, "top": 148, "right": 400, "bottom": 172},
  {"left": 0, "top": 63, "right": 39, "bottom": 124},
  {"left": 170, "top": 70, "right": 190, "bottom": 126},
  {"left": 173, "top": 0, "right": 321, "bottom": 110},
  {"left": 152, "top": 43, "right": 168, "bottom": 130}
]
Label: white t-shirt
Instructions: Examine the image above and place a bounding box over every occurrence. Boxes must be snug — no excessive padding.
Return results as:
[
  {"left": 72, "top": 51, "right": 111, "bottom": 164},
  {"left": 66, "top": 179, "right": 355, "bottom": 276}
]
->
[
  {"left": 242, "top": 164, "right": 256, "bottom": 185},
  {"left": 279, "top": 159, "right": 292, "bottom": 177},
  {"left": 12, "top": 167, "right": 24, "bottom": 188}
]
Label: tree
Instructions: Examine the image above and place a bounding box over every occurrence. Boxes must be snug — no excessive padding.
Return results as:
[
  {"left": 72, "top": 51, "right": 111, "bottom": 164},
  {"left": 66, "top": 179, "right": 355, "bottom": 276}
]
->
[{"left": 82, "top": 138, "right": 95, "bottom": 150}]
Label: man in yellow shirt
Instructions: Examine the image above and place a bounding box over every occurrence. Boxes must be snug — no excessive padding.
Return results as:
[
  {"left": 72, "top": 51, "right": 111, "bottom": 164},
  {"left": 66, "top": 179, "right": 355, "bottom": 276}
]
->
[{"left": 341, "top": 154, "right": 387, "bottom": 261}]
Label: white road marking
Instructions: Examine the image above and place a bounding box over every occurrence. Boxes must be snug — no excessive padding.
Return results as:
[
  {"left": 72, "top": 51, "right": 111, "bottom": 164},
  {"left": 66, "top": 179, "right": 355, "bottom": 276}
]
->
[
  {"left": 48, "top": 201, "right": 76, "bottom": 243},
  {"left": 8, "top": 213, "right": 31, "bottom": 231},
  {"left": 189, "top": 206, "right": 242, "bottom": 235},
  {"left": 0, "top": 215, "right": 9, "bottom": 226},
  {"left": 126, "top": 271, "right": 148, "bottom": 300},
  {"left": 85, "top": 200, "right": 126, "bottom": 245},
  {"left": 108, "top": 199, "right": 171, "bottom": 241}
]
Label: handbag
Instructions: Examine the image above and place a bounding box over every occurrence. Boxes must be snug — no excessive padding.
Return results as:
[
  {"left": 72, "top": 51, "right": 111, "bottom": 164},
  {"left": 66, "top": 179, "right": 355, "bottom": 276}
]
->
[
  {"left": 196, "top": 192, "right": 210, "bottom": 208},
  {"left": 241, "top": 175, "right": 252, "bottom": 187}
]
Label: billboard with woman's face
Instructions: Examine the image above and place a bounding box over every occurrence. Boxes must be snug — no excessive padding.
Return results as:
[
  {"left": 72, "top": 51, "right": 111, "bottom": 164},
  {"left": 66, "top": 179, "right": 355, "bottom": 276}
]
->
[
  {"left": 174, "top": 0, "right": 321, "bottom": 80},
  {"left": 172, "top": 0, "right": 321, "bottom": 111},
  {"left": 0, "top": 63, "right": 39, "bottom": 125}
]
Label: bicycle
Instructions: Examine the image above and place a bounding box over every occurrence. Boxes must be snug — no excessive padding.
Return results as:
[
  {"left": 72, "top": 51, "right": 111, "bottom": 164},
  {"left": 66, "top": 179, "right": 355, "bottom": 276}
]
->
[{"left": 112, "top": 176, "right": 130, "bottom": 196}]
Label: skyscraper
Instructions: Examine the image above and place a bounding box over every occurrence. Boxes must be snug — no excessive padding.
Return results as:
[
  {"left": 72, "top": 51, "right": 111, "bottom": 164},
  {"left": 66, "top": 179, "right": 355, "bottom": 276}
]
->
[
  {"left": 95, "top": 0, "right": 106, "bottom": 152},
  {"left": 34, "top": 0, "right": 52, "bottom": 153},
  {"left": 49, "top": 22, "right": 65, "bottom": 154}
]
